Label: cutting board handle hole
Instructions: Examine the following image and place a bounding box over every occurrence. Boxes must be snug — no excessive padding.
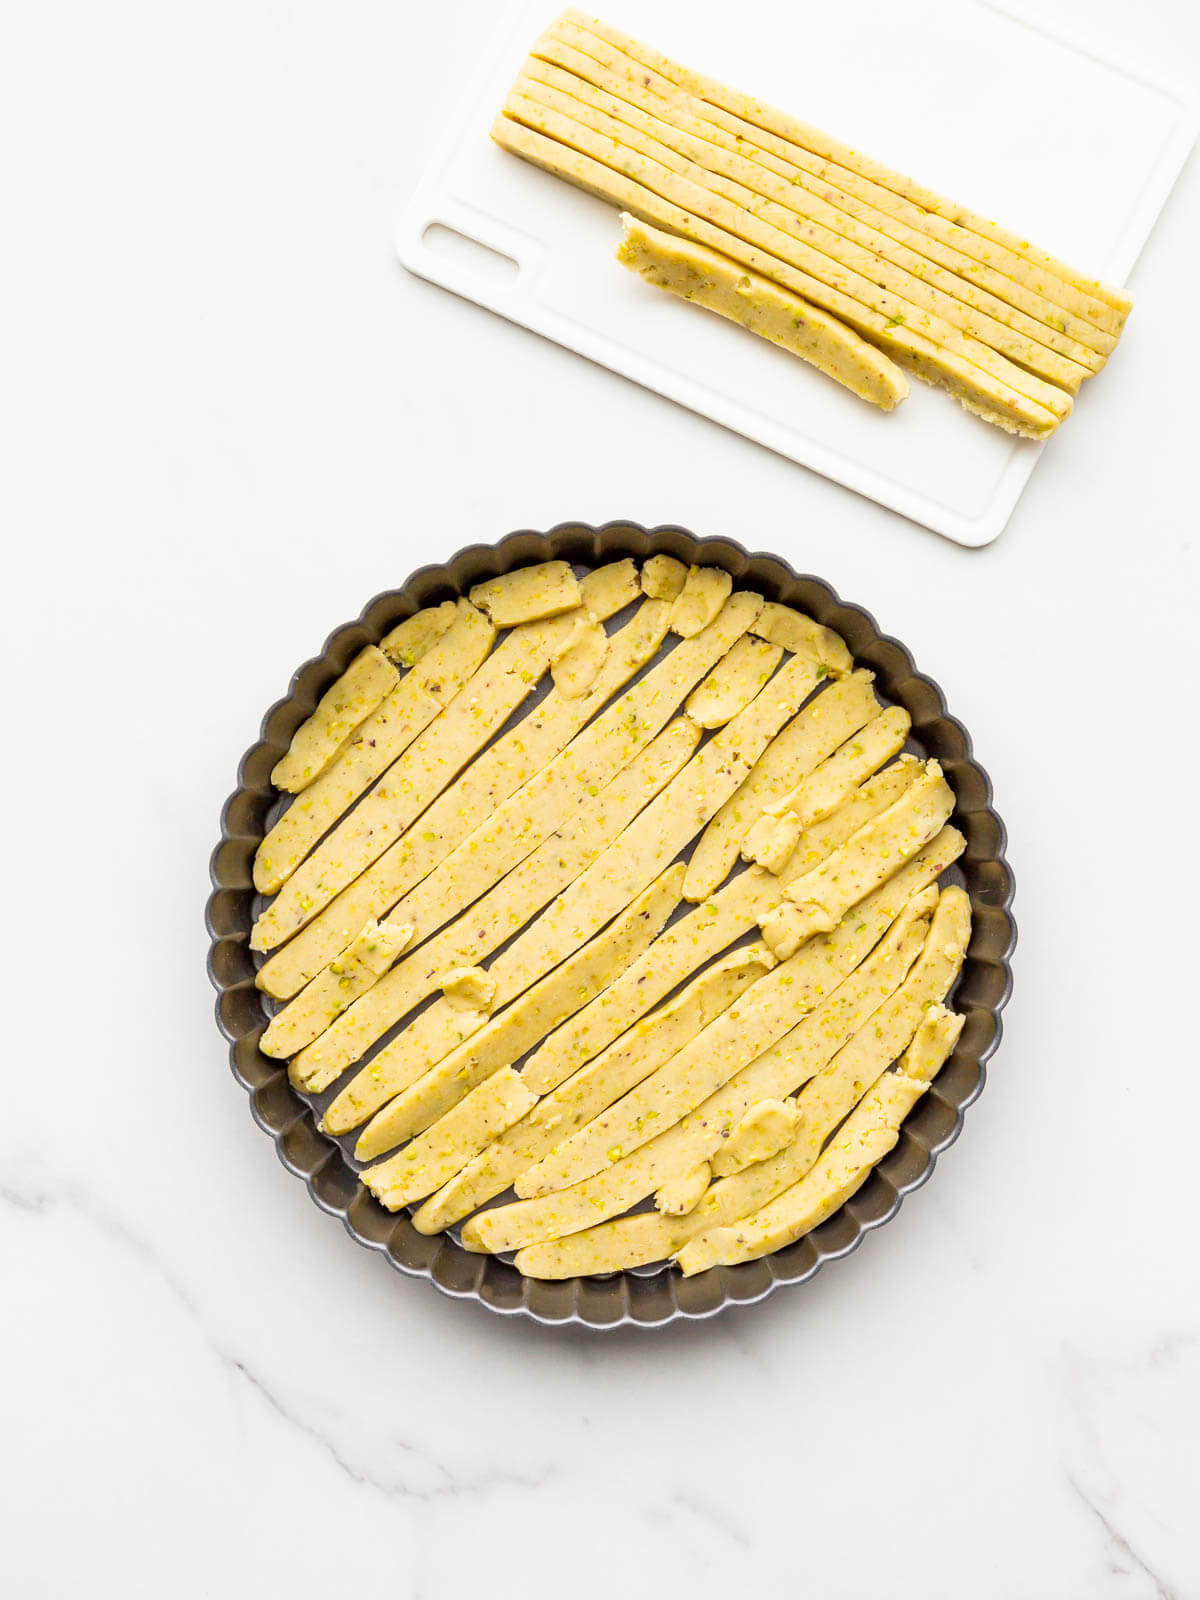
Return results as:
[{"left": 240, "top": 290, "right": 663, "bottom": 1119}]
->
[{"left": 422, "top": 223, "right": 519, "bottom": 283}]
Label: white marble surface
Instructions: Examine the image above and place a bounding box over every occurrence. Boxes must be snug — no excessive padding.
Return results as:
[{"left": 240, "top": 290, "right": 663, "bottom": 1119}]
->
[{"left": 2, "top": 2, "right": 1198, "bottom": 1595}]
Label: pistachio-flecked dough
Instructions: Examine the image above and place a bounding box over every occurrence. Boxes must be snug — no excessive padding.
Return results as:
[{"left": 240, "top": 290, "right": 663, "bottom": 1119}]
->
[
  {"left": 550, "top": 612, "right": 607, "bottom": 698},
  {"left": 640, "top": 553, "right": 688, "bottom": 600},
  {"left": 302, "top": 717, "right": 700, "bottom": 1103},
  {"left": 467, "top": 887, "right": 932, "bottom": 1253},
  {"left": 363, "top": 1069, "right": 539, "bottom": 1211},
  {"left": 684, "top": 635, "right": 782, "bottom": 728},
  {"left": 492, "top": 115, "right": 1063, "bottom": 440},
  {"left": 527, "top": 59, "right": 1094, "bottom": 392},
  {"left": 261, "top": 918, "right": 413, "bottom": 1064},
  {"left": 741, "top": 811, "right": 804, "bottom": 876},
  {"left": 683, "top": 669, "right": 879, "bottom": 901},
  {"left": 579, "top": 558, "right": 640, "bottom": 616},
  {"left": 469, "top": 560, "right": 582, "bottom": 625},
  {"left": 252, "top": 608, "right": 588, "bottom": 952},
  {"left": 502, "top": 91, "right": 1073, "bottom": 429},
  {"left": 252, "top": 600, "right": 494, "bottom": 896},
  {"left": 520, "top": 868, "right": 780, "bottom": 1097},
  {"left": 709, "top": 1098, "right": 800, "bottom": 1177},
  {"left": 333, "top": 644, "right": 815, "bottom": 1122},
  {"left": 750, "top": 603, "right": 852, "bottom": 675},
  {"left": 617, "top": 213, "right": 908, "bottom": 410},
  {"left": 558, "top": 11, "right": 1129, "bottom": 328},
  {"left": 379, "top": 601, "right": 458, "bottom": 667},
  {"left": 271, "top": 647, "right": 400, "bottom": 794},
  {"left": 778, "top": 756, "right": 920, "bottom": 884},
  {"left": 757, "top": 900, "right": 816, "bottom": 962},
  {"left": 354, "top": 867, "right": 683, "bottom": 1161},
  {"left": 534, "top": 31, "right": 1115, "bottom": 364},
  {"left": 764, "top": 705, "right": 912, "bottom": 827},
  {"left": 655, "top": 1162, "right": 711, "bottom": 1216},
  {"left": 511, "top": 867, "right": 966, "bottom": 1279},
  {"left": 669, "top": 565, "right": 734, "bottom": 637},
  {"left": 256, "top": 598, "right": 670, "bottom": 1000},
  {"left": 513, "top": 873, "right": 933, "bottom": 1203},
  {"left": 413, "top": 939, "right": 775, "bottom": 1233},
  {"left": 441, "top": 966, "right": 496, "bottom": 1015}
]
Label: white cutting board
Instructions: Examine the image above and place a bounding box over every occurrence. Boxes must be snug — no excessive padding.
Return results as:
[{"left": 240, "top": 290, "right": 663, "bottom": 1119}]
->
[{"left": 396, "top": 0, "right": 1196, "bottom": 545}]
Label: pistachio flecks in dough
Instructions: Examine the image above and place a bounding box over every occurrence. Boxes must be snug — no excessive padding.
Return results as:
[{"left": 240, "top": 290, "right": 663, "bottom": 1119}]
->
[
  {"left": 640, "top": 553, "right": 688, "bottom": 600},
  {"left": 668, "top": 565, "right": 734, "bottom": 637},
  {"left": 766, "top": 705, "right": 911, "bottom": 828},
  {"left": 262, "top": 917, "right": 414, "bottom": 1063},
  {"left": 579, "top": 558, "right": 640, "bottom": 616},
  {"left": 750, "top": 604, "right": 853, "bottom": 676},
  {"left": 685, "top": 634, "right": 782, "bottom": 727},
  {"left": 271, "top": 646, "right": 400, "bottom": 794},
  {"left": 469, "top": 561, "right": 582, "bottom": 625},
  {"left": 442, "top": 966, "right": 496, "bottom": 1015},
  {"left": 379, "top": 601, "right": 458, "bottom": 667},
  {"left": 709, "top": 1097, "right": 800, "bottom": 1177},
  {"left": 655, "top": 1163, "right": 711, "bottom": 1216},
  {"left": 550, "top": 611, "right": 608, "bottom": 698},
  {"left": 742, "top": 809, "right": 803, "bottom": 875}
]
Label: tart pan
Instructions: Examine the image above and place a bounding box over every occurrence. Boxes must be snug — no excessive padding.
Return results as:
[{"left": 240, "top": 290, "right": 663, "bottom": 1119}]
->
[{"left": 206, "top": 521, "right": 1015, "bottom": 1329}]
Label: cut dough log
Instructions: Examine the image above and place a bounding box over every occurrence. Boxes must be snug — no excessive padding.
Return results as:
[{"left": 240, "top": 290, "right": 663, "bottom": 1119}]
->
[
  {"left": 379, "top": 601, "right": 457, "bottom": 667},
  {"left": 750, "top": 603, "right": 852, "bottom": 675},
  {"left": 684, "top": 634, "right": 782, "bottom": 727},
  {"left": 469, "top": 560, "right": 581, "bottom": 624},
  {"left": 617, "top": 213, "right": 908, "bottom": 410},
  {"left": 354, "top": 866, "right": 683, "bottom": 1161},
  {"left": 641, "top": 554, "right": 687, "bottom": 599},
  {"left": 256, "top": 596, "right": 670, "bottom": 1000},
  {"left": 259, "top": 918, "right": 413, "bottom": 1064},
  {"left": 669, "top": 565, "right": 733, "bottom": 636},
  {"left": 252, "top": 600, "right": 494, "bottom": 895},
  {"left": 271, "top": 647, "right": 399, "bottom": 794},
  {"left": 683, "top": 668, "right": 879, "bottom": 901},
  {"left": 412, "top": 941, "right": 775, "bottom": 1232}
]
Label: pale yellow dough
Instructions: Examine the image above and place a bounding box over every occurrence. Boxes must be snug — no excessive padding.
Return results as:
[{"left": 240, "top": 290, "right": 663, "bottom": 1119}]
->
[
  {"left": 750, "top": 604, "right": 852, "bottom": 675},
  {"left": 640, "top": 553, "right": 687, "bottom": 599},
  {"left": 379, "top": 601, "right": 457, "bottom": 667},
  {"left": 260, "top": 918, "right": 413, "bottom": 1064},
  {"left": 669, "top": 565, "right": 733, "bottom": 636},
  {"left": 766, "top": 705, "right": 912, "bottom": 827},
  {"left": 468, "top": 560, "right": 581, "bottom": 625},
  {"left": 617, "top": 213, "right": 908, "bottom": 410},
  {"left": 778, "top": 756, "right": 920, "bottom": 884},
  {"left": 441, "top": 967, "right": 496, "bottom": 1014},
  {"left": 708, "top": 1097, "right": 800, "bottom": 1178},
  {"left": 271, "top": 646, "right": 400, "bottom": 794},
  {"left": 684, "top": 634, "right": 782, "bottom": 727},
  {"left": 550, "top": 612, "right": 607, "bottom": 697},
  {"left": 655, "top": 1163, "right": 712, "bottom": 1216}
]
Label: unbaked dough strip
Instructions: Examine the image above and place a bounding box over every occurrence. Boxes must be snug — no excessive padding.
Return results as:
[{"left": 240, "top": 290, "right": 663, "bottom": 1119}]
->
[
  {"left": 466, "top": 881, "right": 934, "bottom": 1253},
  {"left": 298, "top": 717, "right": 699, "bottom": 1098},
  {"left": 354, "top": 866, "right": 683, "bottom": 1160},
  {"left": 379, "top": 601, "right": 457, "bottom": 667},
  {"left": 253, "top": 600, "right": 494, "bottom": 895},
  {"left": 270, "top": 647, "right": 400, "bottom": 794},
  {"left": 513, "top": 867, "right": 936, "bottom": 1200},
  {"left": 412, "top": 942, "right": 775, "bottom": 1231},
  {"left": 561, "top": 11, "right": 1130, "bottom": 326},
  {"left": 520, "top": 62, "right": 1092, "bottom": 391},
  {"left": 684, "top": 668, "right": 879, "bottom": 901},
  {"left": 617, "top": 215, "right": 907, "bottom": 410},
  {"left": 491, "top": 116, "right": 1059, "bottom": 441},
  {"left": 533, "top": 30, "right": 1116, "bottom": 362},
  {"left": 676, "top": 995, "right": 966, "bottom": 1273},
  {"left": 468, "top": 560, "right": 581, "bottom": 625},
  {"left": 520, "top": 866, "right": 782, "bottom": 1097},
  {"left": 641, "top": 554, "right": 687, "bottom": 599},
  {"left": 501, "top": 91, "right": 1073, "bottom": 424},
  {"left": 684, "top": 634, "right": 783, "bottom": 727},
  {"left": 256, "top": 597, "right": 669, "bottom": 1000},
  {"left": 511, "top": 909, "right": 964, "bottom": 1278},
  {"left": 750, "top": 604, "right": 852, "bottom": 674},
  {"left": 324, "top": 644, "right": 819, "bottom": 1120},
  {"left": 260, "top": 919, "right": 413, "bottom": 1063},
  {"left": 777, "top": 756, "right": 920, "bottom": 885}
]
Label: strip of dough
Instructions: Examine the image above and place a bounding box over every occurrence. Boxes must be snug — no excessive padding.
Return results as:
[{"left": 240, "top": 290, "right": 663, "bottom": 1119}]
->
[
  {"left": 617, "top": 214, "right": 907, "bottom": 409},
  {"left": 259, "top": 919, "right": 413, "bottom": 1063},
  {"left": 512, "top": 913, "right": 965, "bottom": 1279},
  {"left": 379, "top": 601, "right": 457, "bottom": 666},
  {"left": 502, "top": 92, "right": 1073, "bottom": 426},
  {"left": 641, "top": 554, "right": 687, "bottom": 599},
  {"left": 560, "top": 11, "right": 1130, "bottom": 327},
  {"left": 253, "top": 608, "right": 589, "bottom": 952},
  {"left": 513, "top": 872, "right": 936, "bottom": 1201},
  {"left": 256, "top": 597, "right": 669, "bottom": 1000},
  {"left": 412, "top": 942, "right": 776, "bottom": 1232},
  {"left": 253, "top": 600, "right": 494, "bottom": 895},
  {"left": 574, "top": 557, "right": 639, "bottom": 616},
  {"left": 750, "top": 603, "right": 852, "bottom": 674},
  {"left": 354, "top": 867, "right": 683, "bottom": 1160},
  {"left": 668, "top": 565, "right": 733, "bottom": 635},
  {"left": 550, "top": 612, "right": 607, "bottom": 697},
  {"left": 538, "top": 24, "right": 1120, "bottom": 357},
  {"left": 676, "top": 1005, "right": 965, "bottom": 1274},
  {"left": 778, "top": 755, "right": 920, "bottom": 884},
  {"left": 466, "top": 883, "right": 932, "bottom": 1254},
  {"left": 299, "top": 717, "right": 700, "bottom": 1100},
  {"left": 365, "top": 1068, "right": 540, "bottom": 1211},
  {"left": 684, "top": 669, "right": 879, "bottom": 901},
  {"left": 492, "top": 114, "right": 1061, "bottom": 439},
  {"left": 684, "top": 634, "right": 782, "bottom": 727},
  {"left": 525, "top": 62, "right": 1091, "bottom": 391},
  {"left": 707, "top": 1097, "right": 800, "bottom": 1178},
  {"left": 325, "top": 643, "right": 820, "bottom": 1119},
  {"left": 468, "top": 560, "right": 581, "bottom": 624},
  {"left": 520, "top": 866, "right": 782, "bottom": 1096},
  {"left": 271, "top": 647, "right": 400, "bottom": 794}
]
